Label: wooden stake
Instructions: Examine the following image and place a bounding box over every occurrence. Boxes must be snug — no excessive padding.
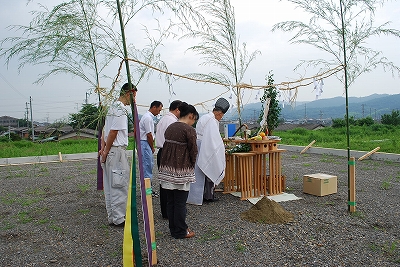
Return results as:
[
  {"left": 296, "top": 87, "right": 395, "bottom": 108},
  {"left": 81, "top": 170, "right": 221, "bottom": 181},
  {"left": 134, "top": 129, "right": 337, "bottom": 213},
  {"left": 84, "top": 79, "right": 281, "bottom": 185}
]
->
[
  {"left": 144, "top": 178, "right": 157, "bottom": 265},
  {"left": 58, "top": 152, "right": 63, "bottom": 162},
  {"left": 358, "top": 147, "right": 380, "bottom": 161},
  {"left": 349, "top": 157, "right": 356, "bottom": 212},
  {"left": 300, "top": 140, "right": 316, "bottom": 154}
]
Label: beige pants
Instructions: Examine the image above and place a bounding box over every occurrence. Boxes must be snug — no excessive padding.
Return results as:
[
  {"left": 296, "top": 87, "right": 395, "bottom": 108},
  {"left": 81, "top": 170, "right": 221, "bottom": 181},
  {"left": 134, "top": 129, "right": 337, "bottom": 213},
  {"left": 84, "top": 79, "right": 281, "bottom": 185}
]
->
[{"left": 102, "top": 146, "right": 129, "bottom": 225}]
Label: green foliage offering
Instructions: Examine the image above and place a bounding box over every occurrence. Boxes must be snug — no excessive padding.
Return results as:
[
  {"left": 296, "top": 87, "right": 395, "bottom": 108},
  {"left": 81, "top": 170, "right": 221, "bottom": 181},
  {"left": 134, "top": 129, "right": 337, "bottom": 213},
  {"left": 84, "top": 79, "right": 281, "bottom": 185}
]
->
[
  {"left": 226, "top": 143, "right": 251, "bottom": 154},
  {"left": 258, "top": 72, "right": 281, "bottom": 134}
]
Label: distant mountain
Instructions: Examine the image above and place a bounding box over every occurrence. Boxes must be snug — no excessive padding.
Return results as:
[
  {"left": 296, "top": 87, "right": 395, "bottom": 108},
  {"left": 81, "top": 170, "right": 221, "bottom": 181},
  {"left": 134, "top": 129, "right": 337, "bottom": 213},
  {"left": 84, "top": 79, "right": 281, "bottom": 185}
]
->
[{"left": 224, "top": 94, "right": 400, "bottom": 121}]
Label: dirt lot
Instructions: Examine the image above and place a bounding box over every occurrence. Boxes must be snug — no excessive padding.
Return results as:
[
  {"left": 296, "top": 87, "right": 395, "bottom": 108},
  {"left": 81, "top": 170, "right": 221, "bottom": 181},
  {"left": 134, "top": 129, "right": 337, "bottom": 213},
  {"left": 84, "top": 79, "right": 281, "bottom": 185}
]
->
[{"left": 0, "top": 151, "right": 399, "bottom": 266}]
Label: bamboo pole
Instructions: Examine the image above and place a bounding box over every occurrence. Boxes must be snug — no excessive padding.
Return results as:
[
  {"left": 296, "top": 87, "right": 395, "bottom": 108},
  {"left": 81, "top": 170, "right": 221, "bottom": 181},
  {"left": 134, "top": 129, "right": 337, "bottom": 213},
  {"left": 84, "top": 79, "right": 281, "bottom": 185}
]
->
[
  {"left": 358, "top": 147, "right": 380, "bottom": 161},
  {"left": 300, "top": 140, "right": 316, "bottom": 154},
  {"left": 115, "top": 1, "right": 142, "bottom": 266},
  {"left": 349, "top": 157, "right": 356, "bottom": 212},
  {"left": 339, "top": 0, "right": 352, "bottom": 213}
]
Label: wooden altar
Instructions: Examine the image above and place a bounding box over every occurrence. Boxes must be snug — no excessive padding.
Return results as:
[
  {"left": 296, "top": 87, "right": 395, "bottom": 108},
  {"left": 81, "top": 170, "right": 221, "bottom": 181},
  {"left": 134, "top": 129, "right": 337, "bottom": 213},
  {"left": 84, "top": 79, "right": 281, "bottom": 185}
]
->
[{"left": 223, "top": 139, "right": 286, "bottom": 200}]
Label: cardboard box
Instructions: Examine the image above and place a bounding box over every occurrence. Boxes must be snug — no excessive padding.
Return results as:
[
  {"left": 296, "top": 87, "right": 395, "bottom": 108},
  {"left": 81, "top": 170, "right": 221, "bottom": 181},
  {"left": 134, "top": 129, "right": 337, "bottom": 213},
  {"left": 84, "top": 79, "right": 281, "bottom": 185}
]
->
[{"left": 303, "top": 173, "right": 337, "bottom": 196}]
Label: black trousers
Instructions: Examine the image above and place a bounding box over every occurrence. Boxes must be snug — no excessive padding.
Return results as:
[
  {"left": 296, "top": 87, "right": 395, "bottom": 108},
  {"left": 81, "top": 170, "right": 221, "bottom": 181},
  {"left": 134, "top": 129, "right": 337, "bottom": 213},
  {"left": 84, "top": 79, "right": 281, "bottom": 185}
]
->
[
  {"left": 157, "top": 148, "right": 168, "bottom": 219},
  {"left": 165, "top": 189, "right": 189, "bottom": 239},
  {"left": 203, "top": 176, "right": 215, "bottom": 200}
]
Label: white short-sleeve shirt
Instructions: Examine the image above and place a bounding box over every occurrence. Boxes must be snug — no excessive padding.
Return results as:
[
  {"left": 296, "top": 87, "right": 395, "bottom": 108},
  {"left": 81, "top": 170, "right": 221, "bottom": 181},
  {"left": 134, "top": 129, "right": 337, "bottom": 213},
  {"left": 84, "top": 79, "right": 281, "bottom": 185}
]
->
[
  {"left": 139, "top": 110, "right": 155, "bottom": 141},
  {"left": 103, "top": 101, "right": 129, "bottom": 147}
]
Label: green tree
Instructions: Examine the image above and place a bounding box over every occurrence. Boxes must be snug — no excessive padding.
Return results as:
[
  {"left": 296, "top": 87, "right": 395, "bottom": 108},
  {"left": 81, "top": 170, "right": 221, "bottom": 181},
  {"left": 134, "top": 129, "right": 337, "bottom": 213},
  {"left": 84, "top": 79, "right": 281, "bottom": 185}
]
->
[
  {"left": 332, "top": 115, "right": 357, "bottom": 128},
  {"left": 356, "top": 116, "right": 374, "bottom": 126},
  {"left": 69, "top": 104, "right": 99, "bottom": 130},
  {"left": 381, "top": 110, "right": 400, "bottom": 126},
  {"left": 272, "top": 0, "right": 400, "bottom": 86},
  {"left": 258, "top": 72, "right": 281, "bottom": 135},
  {"left": 17, "top": 119, "right": 29, "bottom": 127},
  {"left": 184, "top": 0, "right": 260, "bottom": 125}
]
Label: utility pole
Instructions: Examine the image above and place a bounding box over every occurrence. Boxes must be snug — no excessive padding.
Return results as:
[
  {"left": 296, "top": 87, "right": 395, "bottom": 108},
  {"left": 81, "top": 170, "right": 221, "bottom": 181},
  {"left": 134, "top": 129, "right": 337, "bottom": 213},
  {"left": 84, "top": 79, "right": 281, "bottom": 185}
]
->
[
  {"left": 85, "top": 92, "right": 89, "bottom": 104},
  {"left": 25, "top": 102, "right": 29, "bottom": 121},
  {"left": 361, "top": 104, "right": 365, "bottom": 118},
  {"left": 30, "top": 96, "right": 34, "bottom": 141},
  {"left": 304, "top": 103, "right": 307, "bottom": 122}
]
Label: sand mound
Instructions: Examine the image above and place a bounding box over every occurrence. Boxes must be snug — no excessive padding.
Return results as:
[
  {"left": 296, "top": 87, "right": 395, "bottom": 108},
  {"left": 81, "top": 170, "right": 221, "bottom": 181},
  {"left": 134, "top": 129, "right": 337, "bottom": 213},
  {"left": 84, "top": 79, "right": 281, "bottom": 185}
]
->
[{"left": 240, "top": 197, "right": 294, "bottom": 224}]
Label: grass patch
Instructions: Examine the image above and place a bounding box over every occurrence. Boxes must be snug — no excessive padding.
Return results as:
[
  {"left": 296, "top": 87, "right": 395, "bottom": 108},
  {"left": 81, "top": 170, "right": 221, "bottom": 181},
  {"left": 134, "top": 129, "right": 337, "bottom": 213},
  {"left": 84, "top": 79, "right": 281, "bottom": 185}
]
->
[
  {"left": 77, "top": 184, "right": 91, "bottom": 194},
  {"left": 49, "top": 222, "right": 63, "bottom": 233},
  {"left": 235, "top": 241, "right": 246, "bottom": 252},
  {"left": 18, "top": 197, "right": 43, "bottom": 206},
  {"left": 2, "top": 190, "right": 45, "bottom": 207},
  {"left": 0, "top": 193, "right": 17, "bottom": 204},
  {"left": 110, "top": 246, "right": 122, "bottom": 258},
  {"left": 199, "top": 227, "right": 223, "bottom": 241},
  {"left": 36, "top": 218, "right": 50, "bottom": 224},
  {"left": 16, "top": 211, "right": 33, "bottom": 223},
  {"left": 27, "top": 188, "right": 46, "bottom": 196},
  {"left": 1, "top": 221, "right": 15, "bottom": 230},
  {"left": 83, "top": 168, "right": 97, "bottom": 175},
  {"left": 318, "top": 201, "right": 335, "bottom": 206},
  {"left": 77, "top": 209, "right": 90, "bottom": 214},
  {"left": 350, "top": 211, "right": 365, "bottom": 219},
  {"left": 381, "top": 177, "right": 393, "bottom": 190},
  {"left": 369, "top": 241, "right": 400, "bottom": 263}
]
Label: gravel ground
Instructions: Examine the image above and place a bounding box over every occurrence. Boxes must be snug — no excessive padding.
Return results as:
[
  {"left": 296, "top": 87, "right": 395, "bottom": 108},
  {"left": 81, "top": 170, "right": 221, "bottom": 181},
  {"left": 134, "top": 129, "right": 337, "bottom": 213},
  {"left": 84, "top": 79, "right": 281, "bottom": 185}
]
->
[{"left": 0, "top": 151, "right": 399, "bottom": 267}]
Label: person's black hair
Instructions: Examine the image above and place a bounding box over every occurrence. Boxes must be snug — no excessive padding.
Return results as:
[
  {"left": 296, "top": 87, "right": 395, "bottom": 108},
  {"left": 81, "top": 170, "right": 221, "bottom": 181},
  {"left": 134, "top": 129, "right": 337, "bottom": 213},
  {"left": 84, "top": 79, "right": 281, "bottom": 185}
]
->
[
  {"left": 120, "top": 83, "right": 137, "bottom": 96},
  {"left": 179, "top": 102, "right": 199, "bottom": 120},
  {"left": 169, "top": 100, "right": 182, "bottom": 111},
  {"left": 150, "top": 100, "right": 163, "bottom": 108},
  {"left": 213, "top": 107, "right": 224, "bottom": 113}
]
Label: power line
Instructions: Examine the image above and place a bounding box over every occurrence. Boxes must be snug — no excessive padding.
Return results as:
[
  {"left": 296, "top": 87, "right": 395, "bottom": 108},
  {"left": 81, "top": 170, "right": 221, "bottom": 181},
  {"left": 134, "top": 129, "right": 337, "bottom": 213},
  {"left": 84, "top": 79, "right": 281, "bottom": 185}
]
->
[{"left": 0, "top": 72, "right": 26, "bottom": 98}]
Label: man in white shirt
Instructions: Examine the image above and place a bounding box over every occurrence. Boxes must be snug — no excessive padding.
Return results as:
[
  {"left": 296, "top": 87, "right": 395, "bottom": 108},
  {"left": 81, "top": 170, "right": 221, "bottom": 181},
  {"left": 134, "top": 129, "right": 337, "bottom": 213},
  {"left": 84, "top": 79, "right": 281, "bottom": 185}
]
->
[
  {"left": 187, "top": 98, "right": 230, "bottom": 205},
  {"left": 139, "top": 101, "right": 163, "bottom": 182},
  {"left": 155, "top": 100, "right": 182, "bottom": 219},
  {"left": 99, "top": 83, "right": 136, "bottom": 227}
]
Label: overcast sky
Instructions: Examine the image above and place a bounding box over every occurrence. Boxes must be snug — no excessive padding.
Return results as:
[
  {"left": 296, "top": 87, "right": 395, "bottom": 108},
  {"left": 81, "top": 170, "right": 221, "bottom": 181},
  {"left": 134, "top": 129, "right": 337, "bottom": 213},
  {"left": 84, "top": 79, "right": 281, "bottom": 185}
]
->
[{"left": 1, "top": 0, "right": 399, "bottom": 123}]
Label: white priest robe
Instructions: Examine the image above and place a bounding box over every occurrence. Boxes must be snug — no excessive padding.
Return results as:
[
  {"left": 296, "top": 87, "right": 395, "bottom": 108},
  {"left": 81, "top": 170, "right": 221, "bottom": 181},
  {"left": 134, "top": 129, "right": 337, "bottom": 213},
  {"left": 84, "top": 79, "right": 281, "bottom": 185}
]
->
[{"left": 187, "top": 112, "right": 226, "bottom": 205}]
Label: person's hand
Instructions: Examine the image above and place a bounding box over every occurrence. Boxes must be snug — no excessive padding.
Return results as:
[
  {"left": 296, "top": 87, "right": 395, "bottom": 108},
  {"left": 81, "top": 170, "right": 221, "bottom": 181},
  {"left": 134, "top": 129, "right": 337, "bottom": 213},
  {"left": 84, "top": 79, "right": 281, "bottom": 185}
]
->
[{"left": 100, "top": 150, "right": 108, "bottom": 163}]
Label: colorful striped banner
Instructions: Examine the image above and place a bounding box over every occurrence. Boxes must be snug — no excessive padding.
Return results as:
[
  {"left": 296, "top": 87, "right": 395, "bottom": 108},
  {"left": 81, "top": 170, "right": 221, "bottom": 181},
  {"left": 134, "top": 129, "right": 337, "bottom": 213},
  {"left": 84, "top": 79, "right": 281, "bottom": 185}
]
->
[
  {"left": 123, "top": 102, "right": 156, "bottom": 267},
  {"left": 123, "top": 111, "right": 142, "bottom": 266}
]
